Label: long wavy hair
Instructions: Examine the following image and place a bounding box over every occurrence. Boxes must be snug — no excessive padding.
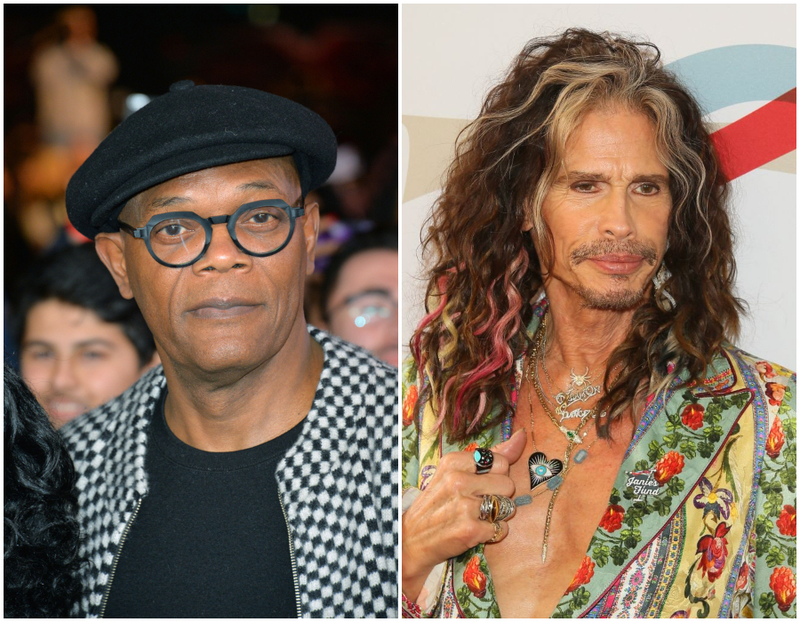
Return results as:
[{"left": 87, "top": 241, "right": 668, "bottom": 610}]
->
[
  {"left": 4, "top": 364, "right": 83, "bottom": 617},
  {"left": 411, "top": 29, "right": 744, "bottom": 442}
]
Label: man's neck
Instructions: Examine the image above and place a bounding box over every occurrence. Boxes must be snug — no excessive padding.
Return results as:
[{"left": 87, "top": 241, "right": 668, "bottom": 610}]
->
[
  {"left": 542, "top": 285, "right": 637, "bottom": 373},
  {"left": 159, "top": 324, "right": 324, "bottom": 452}
]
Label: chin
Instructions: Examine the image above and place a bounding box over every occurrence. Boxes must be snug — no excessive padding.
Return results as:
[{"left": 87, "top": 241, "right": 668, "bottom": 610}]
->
[{"left": 575, "top": 282, "right": 649, "bottom": 311}]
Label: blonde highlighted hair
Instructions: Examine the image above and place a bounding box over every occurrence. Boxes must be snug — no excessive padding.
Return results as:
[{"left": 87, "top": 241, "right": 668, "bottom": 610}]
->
[{"left": 412, "top": 29, "right": 743, "bottom": 441}]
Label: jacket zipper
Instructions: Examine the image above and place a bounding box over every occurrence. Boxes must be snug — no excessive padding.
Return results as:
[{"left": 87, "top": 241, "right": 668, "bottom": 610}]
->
[
  {"left": 278, "top": 490, "right": 302, "bottom": 618},
  {"left": 99, "top": 498, "right": 143, "bottom": 617}
]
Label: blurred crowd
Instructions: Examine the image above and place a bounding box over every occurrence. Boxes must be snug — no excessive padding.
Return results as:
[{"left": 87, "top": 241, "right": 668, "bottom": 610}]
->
[{"left": 4, "top": 5, "right": 399, "bottom": 431}]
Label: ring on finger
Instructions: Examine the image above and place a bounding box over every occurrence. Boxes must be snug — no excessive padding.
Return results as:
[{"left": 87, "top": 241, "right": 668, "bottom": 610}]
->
[
  {"left": 478, "top": 494, "right": 514, "bottom": 523},
  {"left": 494, "top": 495, "right": 515, "bottom": 522},
  {"left": 473, "top": 448, "right": 494, "bottom": 474},
  {"left": 487, "top": 521, "right": 503, "bottom": 544},
  {"left": 478, "top": 495, "right": 494, "bottom": 521}
]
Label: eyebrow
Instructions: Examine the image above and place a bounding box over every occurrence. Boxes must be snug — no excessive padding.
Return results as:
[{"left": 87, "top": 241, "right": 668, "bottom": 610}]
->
[
  {"left": 555, "top": 171, "right": 670, "bottom": 185},
  {"left": 141, "top": 180, "right": 287, "bottom": 216},
  {"left": 148, "top": 196, "right": 193, "bottom": 210}
]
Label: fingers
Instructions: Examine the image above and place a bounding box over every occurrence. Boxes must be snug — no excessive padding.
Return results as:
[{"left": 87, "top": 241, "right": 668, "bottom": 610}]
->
[
  {"left": 472, "top": 474, "right": 516, "bottom": 499},
  {"left": 484, "top": 520, "right": 509, "bottom": 544},
  {"left": 491, "top": 428, "right": 527, "bottom": 465},
  {"left": 440, "top": 443, "right": 517, "bottom": 478}
]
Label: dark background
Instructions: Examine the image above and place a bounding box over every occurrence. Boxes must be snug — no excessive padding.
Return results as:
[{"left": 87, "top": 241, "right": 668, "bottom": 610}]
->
[{"left": 4, "top": 4, "right": 398, "bottom": 303}]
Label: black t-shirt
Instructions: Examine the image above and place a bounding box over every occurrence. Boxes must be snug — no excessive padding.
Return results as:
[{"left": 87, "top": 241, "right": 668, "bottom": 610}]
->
[{"left": 103, "top": 391, "right": 303, "bottom": 618}]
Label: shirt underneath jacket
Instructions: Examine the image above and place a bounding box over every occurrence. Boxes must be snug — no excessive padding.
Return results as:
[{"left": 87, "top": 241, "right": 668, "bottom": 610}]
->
[{"left": 61, "top": 327, "right": 398, "bottom": 617}]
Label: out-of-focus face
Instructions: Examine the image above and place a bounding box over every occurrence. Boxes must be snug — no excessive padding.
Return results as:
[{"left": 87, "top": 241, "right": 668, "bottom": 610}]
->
[
  {"left": 535, "top": 107, "right": 672, "bottom": 310},
  {"left": 20, "top": 299, "right": 149, "bottom": 428},
  {"left": 96, "top": 158, "right": 319, "bottom": 381},
  {"left": 326, "top": 249, "right": 398, "bottom": 366}
]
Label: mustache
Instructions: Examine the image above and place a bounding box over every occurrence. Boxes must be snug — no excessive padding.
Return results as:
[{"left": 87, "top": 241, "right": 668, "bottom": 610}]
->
[{"left": 570, "top": 240, "right": 658, "bottom": 265}]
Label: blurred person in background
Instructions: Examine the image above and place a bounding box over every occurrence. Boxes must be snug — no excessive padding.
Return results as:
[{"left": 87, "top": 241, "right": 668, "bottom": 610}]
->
[
  {"left": 30, "top": 5, "right": 118, "bottom": 149},
  {"left": 14, "top": 243, "right": 158, "bottom": 429},
  {"left": 320, "top": 228, "right": 398, "bottom": 367},
  {"left": 4, "top": 363, "right": 83, "bottom": 617}
]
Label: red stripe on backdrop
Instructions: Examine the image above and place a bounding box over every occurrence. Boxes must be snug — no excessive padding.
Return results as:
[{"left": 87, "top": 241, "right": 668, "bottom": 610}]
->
[{"left": 710, "top": 88, "right": 796, "bottom": 182}]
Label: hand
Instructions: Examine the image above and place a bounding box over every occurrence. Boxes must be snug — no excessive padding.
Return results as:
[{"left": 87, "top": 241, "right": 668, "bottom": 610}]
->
[{"left": 401, "top": 429, "right": 527, "bottom": 602}]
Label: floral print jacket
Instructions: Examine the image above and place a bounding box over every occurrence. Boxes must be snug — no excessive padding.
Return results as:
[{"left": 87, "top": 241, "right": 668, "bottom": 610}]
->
[{"left": 402, "top": 308, "right": 796, "bottom": 618}]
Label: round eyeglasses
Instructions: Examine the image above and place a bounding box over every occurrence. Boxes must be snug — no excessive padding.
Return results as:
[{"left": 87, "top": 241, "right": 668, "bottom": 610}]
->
[{"left": 118, "top": 199, "right": 305, "bottom": 268}]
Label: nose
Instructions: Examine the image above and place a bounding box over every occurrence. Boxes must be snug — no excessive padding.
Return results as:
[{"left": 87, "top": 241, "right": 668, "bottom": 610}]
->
[
  {"left": 51, "top": 355, "right": 79, "bottom": 392},
  {"left": 598, "top": 187, "right": 635, "bottom": 239},
  {"left": 192, "top": 222, "right": 253, "bottom": 274}
]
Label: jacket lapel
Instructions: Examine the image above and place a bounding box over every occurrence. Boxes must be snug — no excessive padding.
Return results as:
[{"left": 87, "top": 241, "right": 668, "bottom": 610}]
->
[{"left": 565, "top": 350, "right": 754, "bottom": 617}]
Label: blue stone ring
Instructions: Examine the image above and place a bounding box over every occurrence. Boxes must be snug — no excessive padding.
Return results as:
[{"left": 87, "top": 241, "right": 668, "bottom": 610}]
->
[{"left": 474, "top": 448, "right": 494, "bottom": 475}]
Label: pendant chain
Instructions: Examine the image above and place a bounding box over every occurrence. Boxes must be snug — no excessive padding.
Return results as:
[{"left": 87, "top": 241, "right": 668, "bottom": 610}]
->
[{"left": 521, "top": 311, "right": 603, "bottom": 562}]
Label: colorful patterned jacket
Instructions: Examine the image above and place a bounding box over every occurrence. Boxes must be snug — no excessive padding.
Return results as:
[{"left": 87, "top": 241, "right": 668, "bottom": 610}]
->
[
  {"left": 62, "top": 327, "right": 398, "bottom": 617},
  {"left": 402, "top": 306, "right": 796, "bottom": 618}
]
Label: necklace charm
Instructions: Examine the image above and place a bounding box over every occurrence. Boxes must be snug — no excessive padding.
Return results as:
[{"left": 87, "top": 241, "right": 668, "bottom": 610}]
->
[
  {"left": 528, "top": 451, "right": 564, "bottom": 491},
  {"left": 558, "top": 406, "right": 594, "bottom": 421},
  {"left": 569, "top": 367, "right": 591, "bottom": 387},
  {"left": 557, "top": 425, "right": 584, "bottom": 444}
]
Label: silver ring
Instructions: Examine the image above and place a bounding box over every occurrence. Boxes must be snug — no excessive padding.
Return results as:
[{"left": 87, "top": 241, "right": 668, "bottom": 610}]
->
[
  {"left": 473, "top": 448, "right": 494, "bottom": 474},
  {"left": 478, "top": 495, "right": 494, "bottom": 521},
  {"left": 478, "top": 494, "right": 514, "bottom": 523},
  {"left": 494, "top": 495, "right": 515, "bottom": 522}
]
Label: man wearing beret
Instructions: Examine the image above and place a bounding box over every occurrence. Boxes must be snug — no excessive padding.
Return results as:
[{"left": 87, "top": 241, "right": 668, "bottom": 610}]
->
[{"left": 59, "top": 81, "right": 397, "bottom": 617}]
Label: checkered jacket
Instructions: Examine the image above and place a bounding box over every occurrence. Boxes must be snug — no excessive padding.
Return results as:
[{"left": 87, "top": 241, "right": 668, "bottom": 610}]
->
[{"left": 61, "top": 327, "right": 398, "bottom": 617}]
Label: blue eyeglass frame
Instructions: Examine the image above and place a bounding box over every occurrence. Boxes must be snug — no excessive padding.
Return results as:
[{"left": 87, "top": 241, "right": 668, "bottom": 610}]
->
[{"left": 117, "top": 198, "right": 305, "bottom": 268}]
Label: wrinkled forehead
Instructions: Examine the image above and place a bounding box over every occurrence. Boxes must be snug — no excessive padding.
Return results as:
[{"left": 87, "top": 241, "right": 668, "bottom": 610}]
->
[{"left": 120, "top": 156, "right": 301, "bottom": 222}]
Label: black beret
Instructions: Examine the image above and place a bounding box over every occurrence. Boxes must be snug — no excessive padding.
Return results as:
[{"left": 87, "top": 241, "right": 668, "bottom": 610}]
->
[{"left": 66, "top": 81, "right": 337, "bottom": 239}]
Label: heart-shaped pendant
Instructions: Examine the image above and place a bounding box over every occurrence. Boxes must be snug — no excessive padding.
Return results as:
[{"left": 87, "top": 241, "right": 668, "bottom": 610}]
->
[{"left": 528, "top": 452, "right": 564, "bottom": 491}]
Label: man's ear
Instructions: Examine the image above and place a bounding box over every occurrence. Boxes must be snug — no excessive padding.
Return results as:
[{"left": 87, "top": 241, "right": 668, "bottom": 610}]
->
[
  {"left": 301, "top": 201, "right": 320, "bottom": 276},
  {"left": 95, "top": 232, "right": 135, "bottom": 299}
]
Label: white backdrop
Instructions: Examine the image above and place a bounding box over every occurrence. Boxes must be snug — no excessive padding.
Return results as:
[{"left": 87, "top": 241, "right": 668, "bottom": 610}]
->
[{"left": 401, "top": 4, "right": 796, "bottom": 369}]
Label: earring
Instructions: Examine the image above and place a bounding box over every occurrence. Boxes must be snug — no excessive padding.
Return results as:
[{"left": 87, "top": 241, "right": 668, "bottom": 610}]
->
[{"left": 653, "top": 263, "right": 676, "bottom": 311}]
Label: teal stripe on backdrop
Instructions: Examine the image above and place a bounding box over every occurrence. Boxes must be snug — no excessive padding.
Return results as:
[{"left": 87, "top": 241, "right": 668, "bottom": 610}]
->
[{"left": 667, "top": 45, "right": 796, "bottom": 113}]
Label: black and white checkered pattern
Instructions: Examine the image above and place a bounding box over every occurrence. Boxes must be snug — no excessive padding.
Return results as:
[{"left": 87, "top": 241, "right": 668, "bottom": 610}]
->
[{"left": 61, "top": 327, "right": 398, "bottom": 617}]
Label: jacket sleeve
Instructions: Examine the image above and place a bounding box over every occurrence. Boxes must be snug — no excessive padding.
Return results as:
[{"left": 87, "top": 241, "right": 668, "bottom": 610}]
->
[
  {"left": 401, "top": 359, "right": 449, "bottom": 617},
  {"left": 752, "top": 364, "right": 796, "bottom": 618}
]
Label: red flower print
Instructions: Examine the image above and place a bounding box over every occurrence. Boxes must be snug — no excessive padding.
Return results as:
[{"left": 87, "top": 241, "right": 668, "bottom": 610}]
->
[
  {"left": 777, "top": 506, "right": 796, "bottom": 537},
  {"left": 756, "top": 361, "right": 776, "bottom": 380},
  {"left": 735, "top": 558, "right": 751, "bottom": 591},
  {"left": 463, "top": 555, "right": 487, "bottom": 598},
  {"left": 696, "top": 522, "right": 731, "bottom": 582},
  {"left": 464, "top": 442, "right": 478, "bottom": 452},
  {"left": 770, "top": 566, "right": 796, "bottom": 613},
  {"left": 681, "top": 403, "right": 705, "bottom": 430},
  {"left": 654, "top": 451, "right": 685, "bottom": 485},
  {"left": 565, "top": 556, "right": 595, "bottom": 594},
  {"left": 599, "top": 504, "right": 625, "bottom": 533},
  {"left": 766, "top": 417, "right": 785, "bottom": 459},
  {"left": 402, "top": 385, "right": 418, "bottom": 427},
  {"left": 765, "top": 382, "right": 787, "bottom": 407}
]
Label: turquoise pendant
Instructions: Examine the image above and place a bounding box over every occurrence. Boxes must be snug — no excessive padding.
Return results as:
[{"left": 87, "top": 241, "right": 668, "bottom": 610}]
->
[{"left": 574, "top": 449, "right": 588, "bottom": 463}]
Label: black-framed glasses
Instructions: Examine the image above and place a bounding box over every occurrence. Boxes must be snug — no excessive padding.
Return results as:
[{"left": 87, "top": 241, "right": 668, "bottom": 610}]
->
[{"left": 118, "top": 199, "right": 305, "bottom": 268}]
